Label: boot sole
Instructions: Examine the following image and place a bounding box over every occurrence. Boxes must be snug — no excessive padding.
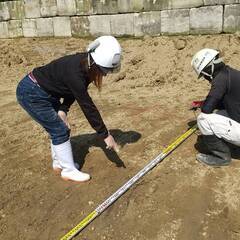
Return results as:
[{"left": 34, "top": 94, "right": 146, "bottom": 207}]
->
[
  {"left": 61, "top": 176, "right": 90, "bottom": 183},
  {"left": 196, "top": 157, "right": 230, "bottom": 167}
]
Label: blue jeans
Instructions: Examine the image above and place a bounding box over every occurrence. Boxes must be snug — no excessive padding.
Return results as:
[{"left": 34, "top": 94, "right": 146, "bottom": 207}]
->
[{"left": 16, "top": 75, "right": 70, "bottom": 145}]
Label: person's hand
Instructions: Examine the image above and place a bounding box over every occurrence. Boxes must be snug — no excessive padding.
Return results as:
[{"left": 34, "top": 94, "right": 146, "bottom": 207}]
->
[
  {"left": 190, "top": 100, "right": 204, "bottom": 111},
  {"left": 104, "top": 134, "right": 119, "bottom": 153},
  {"left": 58, "top": 110, "right": 70, "bottom": 128}
]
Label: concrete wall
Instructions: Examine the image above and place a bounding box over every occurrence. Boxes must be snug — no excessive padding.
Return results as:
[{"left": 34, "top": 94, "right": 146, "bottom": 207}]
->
[{"left": 0, "top": 0, "right": 240, "bottom": 38}]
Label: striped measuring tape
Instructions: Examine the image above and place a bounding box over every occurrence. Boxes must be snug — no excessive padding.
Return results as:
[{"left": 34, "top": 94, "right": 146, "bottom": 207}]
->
[{"left": 60, "top": 124, "right": 198, "bottom": 240}]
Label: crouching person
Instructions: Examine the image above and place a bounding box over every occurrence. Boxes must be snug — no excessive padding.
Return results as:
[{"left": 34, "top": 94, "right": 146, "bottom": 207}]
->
[
  {"left": 16, "top": 36, "right": 122, "bottom": 182},
  {"left": 191, "top": 48, "right": 240, "bottom": 167}
]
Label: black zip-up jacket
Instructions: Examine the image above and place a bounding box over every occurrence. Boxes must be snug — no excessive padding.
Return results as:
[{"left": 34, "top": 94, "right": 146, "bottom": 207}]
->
[
  {"left": 202, "top": 64, "right": 240, "bottom": 123},
  {"left": 32, "top": 53, "right": 109, "bottom": 139}
]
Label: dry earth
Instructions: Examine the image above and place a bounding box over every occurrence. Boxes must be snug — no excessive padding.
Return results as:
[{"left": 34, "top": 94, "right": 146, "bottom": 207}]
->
[{"left": 1, "top": 34, "right": 240, "bottom": 240}]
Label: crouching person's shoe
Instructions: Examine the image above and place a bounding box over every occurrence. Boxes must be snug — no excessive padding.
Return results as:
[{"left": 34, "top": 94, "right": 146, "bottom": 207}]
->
[
  {"left": 196, "top": 153, "right": 231, "bottom": 167},
  {"left": 197, "top": 135, "right": 232, "bottom": 167}
]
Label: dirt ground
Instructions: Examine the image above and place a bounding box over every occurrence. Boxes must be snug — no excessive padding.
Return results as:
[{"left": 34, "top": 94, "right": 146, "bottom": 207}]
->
[{"left": 1, "top": 34, "right": 240, "bottom": 240}]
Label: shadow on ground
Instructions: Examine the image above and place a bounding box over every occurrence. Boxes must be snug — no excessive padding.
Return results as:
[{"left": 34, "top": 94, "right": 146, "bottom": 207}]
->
[{"left": 71, "top": 129, "right": 141, "bottom": 169}]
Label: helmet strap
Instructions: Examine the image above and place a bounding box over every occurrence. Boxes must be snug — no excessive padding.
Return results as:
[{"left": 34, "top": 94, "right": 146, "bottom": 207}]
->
[
  {"left": 201, "top": 62, "right": 214, "bottom": 80},
  {"left": 201, "top": 57, "right": 222, "bottom": 80},
  {"left": 87, "top": 53, "right": 94, "bottom": 69}
]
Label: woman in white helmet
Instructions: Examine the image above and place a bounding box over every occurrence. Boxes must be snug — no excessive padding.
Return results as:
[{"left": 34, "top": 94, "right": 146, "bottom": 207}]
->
[
  {"left": 16, "top": 36, "right": 122, "bottom": 182},
  {"left": 191, "top": 48, "right": 240, "bottom": 166}
]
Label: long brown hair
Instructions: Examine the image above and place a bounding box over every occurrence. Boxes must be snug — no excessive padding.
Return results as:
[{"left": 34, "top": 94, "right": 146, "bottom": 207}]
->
[
  {"left": 80, "top": 54, "right": 103, "bottom": 91},
  {"left": 89, "top": 63, "right": 103, "bottom": 91}
]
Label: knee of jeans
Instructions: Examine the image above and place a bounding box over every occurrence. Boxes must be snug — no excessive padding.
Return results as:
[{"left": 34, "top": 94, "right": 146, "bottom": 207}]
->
[{"left": 51, "top": 127, "right": 70, "bottom": 145}]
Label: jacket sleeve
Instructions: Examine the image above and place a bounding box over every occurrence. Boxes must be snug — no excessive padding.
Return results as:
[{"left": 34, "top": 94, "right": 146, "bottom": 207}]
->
[
  {"left": 67, "top": 74, "right": 109, "bottom": 139},
  {"left": 201, "top": 75, "right": 227, "bottom": 114},
  {"left": 59, "top": 95, "right": 75, "bottom": 114},
  {"left": 76, "top": 90, "right": 109, "bottom": 138}
]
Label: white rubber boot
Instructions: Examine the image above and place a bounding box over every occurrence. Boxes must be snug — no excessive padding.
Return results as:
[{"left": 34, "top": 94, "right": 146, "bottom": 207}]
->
[
  {"left": 51, "top": 142, "right": 79, "bottom": 174},
  {"left": 52, "top": 140, "right": 90, "bottom": 182}
]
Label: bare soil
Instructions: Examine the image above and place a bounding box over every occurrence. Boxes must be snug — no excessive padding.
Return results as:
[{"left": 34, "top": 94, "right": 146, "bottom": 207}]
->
[{"left": 1, "top": 34, "right": 240, "bottom": 240}]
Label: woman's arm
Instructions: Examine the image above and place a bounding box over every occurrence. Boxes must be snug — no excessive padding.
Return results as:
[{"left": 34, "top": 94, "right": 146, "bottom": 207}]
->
[
  {"left": 59, "top": 95, "right": 75, "bottom": 114},
  {"left": 76, "top": 90, "right": 109, "bottom": 138}
]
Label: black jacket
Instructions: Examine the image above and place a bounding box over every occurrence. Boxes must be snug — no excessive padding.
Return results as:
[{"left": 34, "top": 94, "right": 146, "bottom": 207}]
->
[
  {"left": 32, "top": 53, "right": 108, "bottom": 138},
  {"left": 202, "top": 64, "right": 240, "bottom": 123}
]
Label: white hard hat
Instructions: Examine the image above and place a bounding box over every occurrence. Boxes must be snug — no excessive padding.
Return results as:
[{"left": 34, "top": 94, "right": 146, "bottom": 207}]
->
[
  {"left": 191, "top": 48, "right": 219, "bottom": 77},
  {"left": 87, "top": 36, "right": 121, "bottom": 74}
]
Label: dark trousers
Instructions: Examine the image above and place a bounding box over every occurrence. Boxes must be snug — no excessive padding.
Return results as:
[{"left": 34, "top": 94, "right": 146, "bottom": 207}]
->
[{"left": 16, "top": 75, "right": 70, "bottom": 145}]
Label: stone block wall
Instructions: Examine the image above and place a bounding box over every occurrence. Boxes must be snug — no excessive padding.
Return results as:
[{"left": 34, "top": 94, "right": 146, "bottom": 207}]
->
[
  {"left": 0, "top": 0, "right": 240, "bottom": 38},
  {"left": 190, "top": 5, "right": 223, "bottom": 34}
]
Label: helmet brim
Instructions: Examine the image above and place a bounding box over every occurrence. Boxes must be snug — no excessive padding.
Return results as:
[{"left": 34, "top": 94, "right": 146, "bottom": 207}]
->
[
  {"left": 97, "top": 64, "right": 121, "bottom": 76},
  {"left": 98, "top": 65, "right": 112, "bottom": 76}
]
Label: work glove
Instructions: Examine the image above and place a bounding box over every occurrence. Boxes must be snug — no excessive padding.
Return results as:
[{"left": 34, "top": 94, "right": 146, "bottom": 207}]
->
[{"left": 190, "top": 101, "right": 204, "bottom": 111}]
